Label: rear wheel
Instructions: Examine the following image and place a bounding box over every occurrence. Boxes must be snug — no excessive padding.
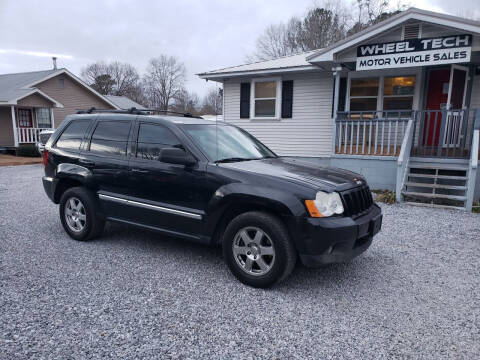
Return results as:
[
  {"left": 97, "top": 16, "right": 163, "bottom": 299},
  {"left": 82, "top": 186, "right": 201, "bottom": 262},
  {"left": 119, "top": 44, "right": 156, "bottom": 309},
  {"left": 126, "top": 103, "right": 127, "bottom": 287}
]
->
[
  {"left": 223, "top": 211, "right": 296, "bottom": 288},
  {"left": 59, "top": 187, "right": 104, "bottom": 241}
]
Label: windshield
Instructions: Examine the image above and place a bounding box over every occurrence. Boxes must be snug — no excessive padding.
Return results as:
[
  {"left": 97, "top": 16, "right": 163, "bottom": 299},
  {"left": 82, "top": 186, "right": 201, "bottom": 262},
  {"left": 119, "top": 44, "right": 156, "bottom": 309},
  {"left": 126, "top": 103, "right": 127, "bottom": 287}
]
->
[{"left": 183, "top": 124, "right": 276, "bottom": 162}]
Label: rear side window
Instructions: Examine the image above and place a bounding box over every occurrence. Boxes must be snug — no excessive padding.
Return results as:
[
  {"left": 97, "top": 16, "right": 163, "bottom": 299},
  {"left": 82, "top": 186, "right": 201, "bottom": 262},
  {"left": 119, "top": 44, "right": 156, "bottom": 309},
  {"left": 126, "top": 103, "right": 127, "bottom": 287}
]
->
[
  {"left": 136, "top": 123, "right": 181, "bottom": 160},
  {"left": 89, "top": 121, "right": 131, "bottom": 156},
  {"left": 55, "top": 120, "right": 91, "bottom": 150}
]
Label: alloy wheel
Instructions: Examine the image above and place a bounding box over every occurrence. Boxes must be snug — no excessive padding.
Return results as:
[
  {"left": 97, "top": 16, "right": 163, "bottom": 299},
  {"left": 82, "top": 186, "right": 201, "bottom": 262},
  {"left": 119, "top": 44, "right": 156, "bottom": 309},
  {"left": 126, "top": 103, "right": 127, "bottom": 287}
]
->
[
  {"left": 64, "top": 197, "right": 86, "bottom": 233},
  {"left": 232, "top": 226, "right": 275, "bottom": 276}
]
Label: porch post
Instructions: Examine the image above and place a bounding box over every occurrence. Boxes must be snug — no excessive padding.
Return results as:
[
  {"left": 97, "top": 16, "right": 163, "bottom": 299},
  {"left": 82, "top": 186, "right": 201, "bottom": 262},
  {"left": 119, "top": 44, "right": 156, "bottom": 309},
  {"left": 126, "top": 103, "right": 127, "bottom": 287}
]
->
[
  {"left": 332, "top": 70, "right": 341, "bottom": 155},
  {"left": 10, "top": 106, "right": 19, "bottom": 147},
  {"left": 50, "top": 108, "right": 55, "bottom": 129}
]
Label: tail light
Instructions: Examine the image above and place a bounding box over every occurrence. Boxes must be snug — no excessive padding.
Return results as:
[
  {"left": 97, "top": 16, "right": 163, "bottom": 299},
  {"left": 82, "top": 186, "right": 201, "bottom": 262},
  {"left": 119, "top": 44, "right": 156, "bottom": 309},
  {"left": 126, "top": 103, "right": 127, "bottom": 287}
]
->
[{"left": 42, "top": 150, "right": 49, "bottom": 167}]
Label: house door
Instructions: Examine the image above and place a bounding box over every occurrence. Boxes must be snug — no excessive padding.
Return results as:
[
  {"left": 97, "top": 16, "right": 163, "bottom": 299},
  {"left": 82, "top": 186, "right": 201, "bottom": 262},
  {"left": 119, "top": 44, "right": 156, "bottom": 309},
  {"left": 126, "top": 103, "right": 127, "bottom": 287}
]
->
[
  {"left": 423, "top": 65, "right": 469, "bottom": 147},
  {"left": 17, "top": 108, "right": 34, "bottom": 143},
  {"left": 443, "top": 65, "right": 469, "bottom": 146}
]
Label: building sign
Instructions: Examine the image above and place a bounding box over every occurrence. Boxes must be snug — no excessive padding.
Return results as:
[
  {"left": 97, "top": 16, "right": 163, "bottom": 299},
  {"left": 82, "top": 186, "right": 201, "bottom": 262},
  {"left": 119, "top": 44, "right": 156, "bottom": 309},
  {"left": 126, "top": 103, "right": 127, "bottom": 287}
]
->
[{"left": 356, "top": 34, "right": 472, "bottom": 71}]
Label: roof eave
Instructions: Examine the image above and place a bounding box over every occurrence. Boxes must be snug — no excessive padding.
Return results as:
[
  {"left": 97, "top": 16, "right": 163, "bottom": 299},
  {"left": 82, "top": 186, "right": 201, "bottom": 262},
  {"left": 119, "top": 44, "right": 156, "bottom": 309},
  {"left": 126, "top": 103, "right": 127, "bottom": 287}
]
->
[
  {"left": 198, "top": 65, "right": 323, "bottom": 80},
  {"left": 4, "top": 88, "right": 64, "bottom": 108}
]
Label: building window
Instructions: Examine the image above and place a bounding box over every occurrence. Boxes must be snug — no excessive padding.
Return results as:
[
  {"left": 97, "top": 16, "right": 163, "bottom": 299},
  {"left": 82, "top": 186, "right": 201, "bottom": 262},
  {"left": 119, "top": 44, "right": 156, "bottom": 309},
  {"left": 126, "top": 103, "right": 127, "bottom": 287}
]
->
[
  {"left": 349, "top": 78, "right": 379, "bottom": 112},
  {"left": 383, "top": 76, "right": 416, "bottom": 112},
  {"left": 36, "top": 108, "right": 52, "bottom": 128},
  {"left": 58, "top": 78, "right": 65, "bottom": 88},
  {"left": 252, "top": 79, "right": 280, "bottom": 118}
]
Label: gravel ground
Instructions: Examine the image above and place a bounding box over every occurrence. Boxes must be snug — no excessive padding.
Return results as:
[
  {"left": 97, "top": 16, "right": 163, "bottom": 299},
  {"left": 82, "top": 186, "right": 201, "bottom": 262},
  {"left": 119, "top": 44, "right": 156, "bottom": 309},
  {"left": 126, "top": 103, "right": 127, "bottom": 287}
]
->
[{"left": 1, "top": 164, "right": 479, "bottom": 359}]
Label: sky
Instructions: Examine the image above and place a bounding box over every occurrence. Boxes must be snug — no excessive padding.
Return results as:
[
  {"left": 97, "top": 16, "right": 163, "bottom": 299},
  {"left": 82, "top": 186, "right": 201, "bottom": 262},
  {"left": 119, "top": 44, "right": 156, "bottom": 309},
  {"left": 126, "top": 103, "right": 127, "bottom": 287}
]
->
[{"left": 0, "top": 0, "right": 478, "bottom": 98}]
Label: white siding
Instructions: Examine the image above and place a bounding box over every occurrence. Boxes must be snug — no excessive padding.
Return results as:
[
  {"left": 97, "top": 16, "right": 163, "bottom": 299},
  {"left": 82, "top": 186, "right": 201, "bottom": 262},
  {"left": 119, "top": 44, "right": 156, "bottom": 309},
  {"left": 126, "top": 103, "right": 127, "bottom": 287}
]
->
[{"left": 223, "top": 72, "right": 334, "bottom": 157}]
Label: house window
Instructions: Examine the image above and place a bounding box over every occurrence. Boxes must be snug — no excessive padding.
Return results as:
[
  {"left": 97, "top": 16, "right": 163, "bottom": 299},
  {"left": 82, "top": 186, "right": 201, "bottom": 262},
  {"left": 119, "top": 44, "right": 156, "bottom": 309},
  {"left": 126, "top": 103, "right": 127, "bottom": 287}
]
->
[
  {"left": 383, "top": 76, "right": 416, "bottom": 112},
  {"left": 349, "top": 78, "right": 379, "bottom": 112},
  {"left": 36, "top": 108, "right": 52, "bottom": 128},
  {"left": 252, "top": 79, "right": 279, "bottom": 118}
]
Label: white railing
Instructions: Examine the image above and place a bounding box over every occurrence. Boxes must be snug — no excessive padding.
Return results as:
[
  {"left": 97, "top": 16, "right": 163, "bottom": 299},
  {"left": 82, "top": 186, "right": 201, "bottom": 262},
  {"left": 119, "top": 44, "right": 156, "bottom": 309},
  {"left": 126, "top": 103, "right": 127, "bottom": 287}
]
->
[
  {"left": 395, "top": 119, "right": 415, "bottom": 203},
  {"left": 335, "top": 111, "right": 411, "bottom": 156},
  {"left": 465, "top": 123, "right": 479, "bottom": 212},
  {"left": 16, "top": 127, "right": 42, "bottom": 144}
]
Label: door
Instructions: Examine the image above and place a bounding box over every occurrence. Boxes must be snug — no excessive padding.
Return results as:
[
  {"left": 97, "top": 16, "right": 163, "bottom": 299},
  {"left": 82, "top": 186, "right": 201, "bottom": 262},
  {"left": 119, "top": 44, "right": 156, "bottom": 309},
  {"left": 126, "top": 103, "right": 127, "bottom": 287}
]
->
[
  {"left": 127, "top": 121, "right": 207, "bottom": 236},
  {"left": 17, "top": 108, "right": 33, "bottom": 143},
  {"left": 81, "top": 119, "right": 133, "bottom": 220},
  {"left": 424, "top": 68, "right": 450, "bottom": 146},
  {"left": 443, "top": 65, "right": 469, "bottom": 146}
]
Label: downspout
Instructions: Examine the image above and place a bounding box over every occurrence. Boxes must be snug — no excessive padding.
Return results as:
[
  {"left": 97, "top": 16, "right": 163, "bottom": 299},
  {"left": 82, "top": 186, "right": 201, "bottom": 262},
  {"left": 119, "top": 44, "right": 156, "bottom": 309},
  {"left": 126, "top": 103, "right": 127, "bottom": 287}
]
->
[{"left": 465, "top": 109, "right": 479, "bottom": 212}]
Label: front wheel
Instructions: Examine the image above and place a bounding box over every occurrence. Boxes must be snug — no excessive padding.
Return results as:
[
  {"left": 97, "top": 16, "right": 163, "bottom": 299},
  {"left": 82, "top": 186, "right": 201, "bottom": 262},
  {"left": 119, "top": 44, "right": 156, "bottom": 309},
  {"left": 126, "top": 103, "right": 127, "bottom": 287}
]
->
[
  {"left": 59, "top": 187, "right": 105, "bottom": 241},
  {"left": 222, "top": 211, "right": 296, "bottom": 288}
]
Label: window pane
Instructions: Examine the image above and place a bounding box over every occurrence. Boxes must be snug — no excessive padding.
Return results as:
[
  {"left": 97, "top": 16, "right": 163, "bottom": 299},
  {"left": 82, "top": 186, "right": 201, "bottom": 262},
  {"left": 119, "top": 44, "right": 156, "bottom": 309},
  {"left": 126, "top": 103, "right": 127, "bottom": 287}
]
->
[
  {"left": 36, "top": 108, "right": 51, "bottom": 128},
  {"left": 255, "top": 81, "right": 276, "bottom": 98},
  {"left": 90, "top": 139, "right": 127, "bottom": 156},
  {"left": 255, "top": 99, "right": 276, "bottom": 117},
  {"left": 350, "top": 98, "right": 378, "bottom": 111},
  {"left": 56, "top": 120, "right": 91, "bottom": 150},
  {"left": 384, "top": 76, "right": 416, "bottom": 96},
  {"left": 92, "top": 121, "right": 130, "bottom": 141},
  {"left": 137, "top": 123, "right": 182, "bottom": 160},
  {"left": 89, "top": 120, "right": 130, "bottom": 156},
  {"left": 350, "top": 78, "right": 379, "bottom": 97},
  {"left": 383, "top": 96, "right": 414, "bottom": 111},
  {"left": 184, "top": 124, "right": 276, "bottom": 162}
]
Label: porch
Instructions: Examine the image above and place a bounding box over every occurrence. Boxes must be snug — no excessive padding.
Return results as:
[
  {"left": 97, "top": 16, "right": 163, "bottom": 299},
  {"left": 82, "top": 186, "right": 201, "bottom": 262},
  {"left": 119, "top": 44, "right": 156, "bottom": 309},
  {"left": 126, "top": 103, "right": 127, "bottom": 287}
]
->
[
  {"left": 0, "top": 105, "right": 55, "bottom": 148},
  {"left": 334, "top": 109, "right": 479, "bottom": 159}
]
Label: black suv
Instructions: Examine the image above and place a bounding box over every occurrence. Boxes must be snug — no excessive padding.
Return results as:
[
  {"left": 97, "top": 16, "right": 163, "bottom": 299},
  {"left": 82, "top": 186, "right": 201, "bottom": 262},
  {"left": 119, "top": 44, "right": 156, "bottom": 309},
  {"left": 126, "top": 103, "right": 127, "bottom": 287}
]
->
[{"left": 42, "top": 110, "right": 382, "bottom": 288}]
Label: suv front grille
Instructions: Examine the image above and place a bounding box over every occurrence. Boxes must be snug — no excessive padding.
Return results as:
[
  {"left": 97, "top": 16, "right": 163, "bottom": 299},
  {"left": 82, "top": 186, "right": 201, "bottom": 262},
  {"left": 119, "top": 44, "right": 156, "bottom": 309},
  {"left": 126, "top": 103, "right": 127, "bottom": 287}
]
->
[{"left": 340, "top": 186, "right": 373, "bottom": 217}]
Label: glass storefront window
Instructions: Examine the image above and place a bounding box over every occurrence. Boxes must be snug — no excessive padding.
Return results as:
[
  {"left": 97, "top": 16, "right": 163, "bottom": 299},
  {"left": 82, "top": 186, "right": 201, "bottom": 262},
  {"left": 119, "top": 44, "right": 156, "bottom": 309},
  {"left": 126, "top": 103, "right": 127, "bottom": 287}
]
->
[{"left": 383, "top": 76, "right": 416, "bottom": 112}]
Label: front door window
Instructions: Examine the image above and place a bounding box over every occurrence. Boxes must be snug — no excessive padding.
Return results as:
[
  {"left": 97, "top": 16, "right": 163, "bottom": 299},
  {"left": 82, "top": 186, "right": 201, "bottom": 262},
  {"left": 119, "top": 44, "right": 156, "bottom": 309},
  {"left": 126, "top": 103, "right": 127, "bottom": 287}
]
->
[{"left": 17, "top": 109, "right": 33, "bottom": 128}]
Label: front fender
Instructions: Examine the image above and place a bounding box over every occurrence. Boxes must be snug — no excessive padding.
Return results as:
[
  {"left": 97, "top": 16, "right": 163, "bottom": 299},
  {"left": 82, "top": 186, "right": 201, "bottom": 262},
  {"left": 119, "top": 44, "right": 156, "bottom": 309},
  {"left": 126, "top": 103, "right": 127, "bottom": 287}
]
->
[{"left": 203, "top": 182, "right": 308, "bottom": 239}]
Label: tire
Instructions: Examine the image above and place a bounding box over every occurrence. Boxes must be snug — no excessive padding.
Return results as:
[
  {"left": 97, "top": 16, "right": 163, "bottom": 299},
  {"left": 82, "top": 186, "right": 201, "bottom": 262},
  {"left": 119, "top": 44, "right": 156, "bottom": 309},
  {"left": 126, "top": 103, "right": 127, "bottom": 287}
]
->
[
  {"left": 59, "top": 187, "right": 105, "bottom": 241},
  {"left": 222, "top": 211, "right": 296, "bottom": 288}
]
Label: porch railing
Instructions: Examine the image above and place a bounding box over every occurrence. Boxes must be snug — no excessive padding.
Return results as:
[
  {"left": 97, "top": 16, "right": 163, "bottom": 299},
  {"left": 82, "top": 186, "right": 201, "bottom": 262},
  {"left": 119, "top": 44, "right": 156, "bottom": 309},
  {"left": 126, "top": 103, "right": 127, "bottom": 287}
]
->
[
  {"left": 335, "top": 111, "right": 412, "bottom": 156},
  {"left": 16, "top": 127, "right": 43, "bottom": 144},
  {"left": 411, "top": 109, "right": 477, "bottom": 159}
]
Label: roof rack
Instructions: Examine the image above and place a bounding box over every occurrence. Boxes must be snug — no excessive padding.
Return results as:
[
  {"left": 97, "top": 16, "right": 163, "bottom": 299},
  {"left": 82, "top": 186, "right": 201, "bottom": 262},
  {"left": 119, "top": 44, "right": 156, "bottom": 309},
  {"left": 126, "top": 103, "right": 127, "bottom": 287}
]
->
[{"left": 76, "top": 107, "right": 201, "bottom": 118}]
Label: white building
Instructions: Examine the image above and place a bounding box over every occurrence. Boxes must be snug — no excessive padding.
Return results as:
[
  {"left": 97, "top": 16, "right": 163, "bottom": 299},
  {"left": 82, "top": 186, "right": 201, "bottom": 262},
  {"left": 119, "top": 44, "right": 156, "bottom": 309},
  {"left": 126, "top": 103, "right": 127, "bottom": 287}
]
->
[{"left": 199, "top": 8, "right": 480, "bottom": 211}]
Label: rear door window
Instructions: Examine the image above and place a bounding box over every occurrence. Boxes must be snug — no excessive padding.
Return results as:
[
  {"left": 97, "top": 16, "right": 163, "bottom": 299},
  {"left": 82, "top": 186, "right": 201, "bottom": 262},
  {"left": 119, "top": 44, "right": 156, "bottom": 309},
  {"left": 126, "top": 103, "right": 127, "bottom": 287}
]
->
[
  {"left": 136, "top": 123, "right": 182, "bottom": 160},
  {"left": 89, "top": 121, "right": 131, "bottom": 156},
  {"left": 55, "top": 120, "right": 91, "bottom": 150}
]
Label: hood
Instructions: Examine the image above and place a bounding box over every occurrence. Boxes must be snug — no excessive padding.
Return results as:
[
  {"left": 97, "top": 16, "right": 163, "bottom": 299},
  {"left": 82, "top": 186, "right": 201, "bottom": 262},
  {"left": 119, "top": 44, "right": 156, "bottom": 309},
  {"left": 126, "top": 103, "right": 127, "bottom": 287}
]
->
[{"left": 220, "top": 157, "right": 365, "bottom": 191}]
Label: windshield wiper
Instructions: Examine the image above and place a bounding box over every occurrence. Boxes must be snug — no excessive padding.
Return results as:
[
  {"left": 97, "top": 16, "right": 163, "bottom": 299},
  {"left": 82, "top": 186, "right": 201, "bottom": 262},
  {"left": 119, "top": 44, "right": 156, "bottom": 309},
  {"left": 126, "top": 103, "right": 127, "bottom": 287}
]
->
[{"left": 214, "top": 157, "right": 259, "bottom": 163}]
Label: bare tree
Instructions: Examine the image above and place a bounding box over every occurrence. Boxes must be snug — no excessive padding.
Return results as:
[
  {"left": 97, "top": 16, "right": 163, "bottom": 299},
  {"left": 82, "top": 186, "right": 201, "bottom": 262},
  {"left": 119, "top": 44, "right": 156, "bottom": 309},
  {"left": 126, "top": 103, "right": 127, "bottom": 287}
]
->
[
  {"left": 172, "top": 89, "right": 200, "bottom": 115},
  {"left": 201, "top": 88, "right": 223, "bottom": 115},
  {"left": 81, "top": 61, "right": 141, "bottom": 101},
  {"left": 143, "top": 55, "right": 186, "bottom": 111},
  {"left": 249, "top": 0, "right": 405, "bottom": 61}
]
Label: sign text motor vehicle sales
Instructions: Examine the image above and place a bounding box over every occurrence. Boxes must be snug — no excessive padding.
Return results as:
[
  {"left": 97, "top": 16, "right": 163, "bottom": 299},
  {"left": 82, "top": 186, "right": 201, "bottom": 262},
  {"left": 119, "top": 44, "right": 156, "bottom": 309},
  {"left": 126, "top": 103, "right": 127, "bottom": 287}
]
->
[{"left": 356, "top": 34, "right": 471, "bottom": 70}]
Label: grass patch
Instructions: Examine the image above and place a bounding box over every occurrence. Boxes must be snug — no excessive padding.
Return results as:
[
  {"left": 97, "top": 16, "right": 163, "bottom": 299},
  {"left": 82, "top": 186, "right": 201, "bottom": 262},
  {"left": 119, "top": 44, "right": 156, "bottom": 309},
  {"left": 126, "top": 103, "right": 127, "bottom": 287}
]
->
[
  {"left": 16, "top": 144, "right": 40, "bottom": 157},
  {"left": 372, "top": 189, "right": 396, "bottom": 204}
]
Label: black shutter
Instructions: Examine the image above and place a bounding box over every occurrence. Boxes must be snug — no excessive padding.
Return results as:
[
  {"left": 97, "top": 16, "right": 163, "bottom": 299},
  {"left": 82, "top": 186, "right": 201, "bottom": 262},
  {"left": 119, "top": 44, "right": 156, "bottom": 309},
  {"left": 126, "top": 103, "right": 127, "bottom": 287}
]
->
[
  {"left": 281, "top": 80, "right": 293, "bottom": 118},
  {"left": 240, "top": 83, "right": 250, "bottom": 118}
]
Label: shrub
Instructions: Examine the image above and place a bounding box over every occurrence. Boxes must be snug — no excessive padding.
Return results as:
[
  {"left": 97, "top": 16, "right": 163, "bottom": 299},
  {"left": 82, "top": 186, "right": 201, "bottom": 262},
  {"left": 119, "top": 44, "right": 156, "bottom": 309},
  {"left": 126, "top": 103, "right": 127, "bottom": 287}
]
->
[
  {"left": 16, "top": 144, "right": 40, "bottom": 157},
  {"left": 472, "top": 202, "right": 480, "bottom": 214},
  {"left": 372, "top": 189, "right": 396, "bottom": 204}
]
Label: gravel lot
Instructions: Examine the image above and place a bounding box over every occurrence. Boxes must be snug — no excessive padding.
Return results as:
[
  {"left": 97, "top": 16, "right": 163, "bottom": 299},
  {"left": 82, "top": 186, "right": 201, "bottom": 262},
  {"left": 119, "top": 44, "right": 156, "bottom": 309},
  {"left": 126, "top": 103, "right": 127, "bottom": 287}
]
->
[{"left": 1, "top": 164, "right": 479, "bottom": 359}]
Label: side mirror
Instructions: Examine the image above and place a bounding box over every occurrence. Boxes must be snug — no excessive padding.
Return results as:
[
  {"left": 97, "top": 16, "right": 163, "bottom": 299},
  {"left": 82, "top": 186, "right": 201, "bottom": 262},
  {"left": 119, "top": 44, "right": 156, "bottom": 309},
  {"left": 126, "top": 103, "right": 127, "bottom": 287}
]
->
[{"left": 159, "top": 147, "right": 196, "bottom": 166}]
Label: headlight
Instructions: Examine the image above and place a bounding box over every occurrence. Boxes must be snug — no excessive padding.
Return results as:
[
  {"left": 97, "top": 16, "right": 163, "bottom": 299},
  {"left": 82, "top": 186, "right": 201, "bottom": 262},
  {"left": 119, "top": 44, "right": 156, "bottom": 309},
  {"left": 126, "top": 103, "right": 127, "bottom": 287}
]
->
[{"left": 305, "top": 191, "right": 344, "bottom": 217}]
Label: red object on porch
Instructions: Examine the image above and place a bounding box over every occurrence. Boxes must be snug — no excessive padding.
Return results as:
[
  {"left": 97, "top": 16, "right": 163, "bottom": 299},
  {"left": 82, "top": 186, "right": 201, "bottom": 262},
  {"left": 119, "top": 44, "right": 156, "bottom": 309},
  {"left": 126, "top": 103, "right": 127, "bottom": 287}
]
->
[
  {"left": 17, "top": 109, "right": 33, "bottom": 143},
  {"left": 424, "top": 69, "right": 450, "bottom": 146}
]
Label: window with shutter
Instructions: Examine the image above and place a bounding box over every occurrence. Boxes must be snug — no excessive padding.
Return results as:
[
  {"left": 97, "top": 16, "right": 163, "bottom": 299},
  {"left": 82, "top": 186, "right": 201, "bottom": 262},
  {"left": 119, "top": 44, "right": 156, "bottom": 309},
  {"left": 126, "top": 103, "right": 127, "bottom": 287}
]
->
[
  {"left": 281, "top": 80, "right": 293, "bottom": 118},
  {"left": 240, "top": 83, "right": 250, "bottom": 118}
]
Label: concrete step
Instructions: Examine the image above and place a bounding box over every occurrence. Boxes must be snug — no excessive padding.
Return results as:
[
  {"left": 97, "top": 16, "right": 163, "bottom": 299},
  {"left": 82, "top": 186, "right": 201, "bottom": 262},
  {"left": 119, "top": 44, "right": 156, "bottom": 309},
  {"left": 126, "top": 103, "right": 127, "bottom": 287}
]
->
[
  {"left": 404, "top": 182, "right": 467, "bottom": 191},
  {"left": 404, "top": 201, "right": 466, "bottom": 211},
  {"left": 407, "top": 173, "right": 468, "bottom": 181},
  {"left": 402, "top": 191, "right": 467, "bottom": 201},
  {"left": 408, "top": 163, "right": 468, "bottom": 171}
]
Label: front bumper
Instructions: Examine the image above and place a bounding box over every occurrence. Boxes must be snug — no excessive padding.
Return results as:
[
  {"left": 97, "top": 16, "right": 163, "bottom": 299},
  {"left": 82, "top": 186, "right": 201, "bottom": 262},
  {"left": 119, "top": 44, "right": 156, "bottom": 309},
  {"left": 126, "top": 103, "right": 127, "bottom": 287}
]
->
[{"left": 296, "top": 204, "right": 382, "bottom": 267}]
